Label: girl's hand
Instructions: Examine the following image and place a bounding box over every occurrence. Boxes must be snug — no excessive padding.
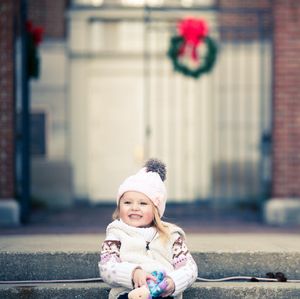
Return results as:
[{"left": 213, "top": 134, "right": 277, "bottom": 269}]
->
[
  {"left": 132, "top": 268, "right": 156, "bottom": 288},
  {"left": 161, "top": 277, "right": 175, "bottom": 297}
]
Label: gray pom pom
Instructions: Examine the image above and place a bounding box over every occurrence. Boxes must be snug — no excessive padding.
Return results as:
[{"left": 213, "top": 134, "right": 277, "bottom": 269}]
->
[{"left": 144, "top": 158, "right": 166, "bottom": 181}]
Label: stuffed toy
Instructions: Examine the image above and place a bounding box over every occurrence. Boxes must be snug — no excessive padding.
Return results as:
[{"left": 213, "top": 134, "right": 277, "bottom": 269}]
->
[
  {"left": 128, "top": 285, "right": 150, "bottom": 299},
  {"left": 128, "top": 271, "right": 168, "bottom": 299}
]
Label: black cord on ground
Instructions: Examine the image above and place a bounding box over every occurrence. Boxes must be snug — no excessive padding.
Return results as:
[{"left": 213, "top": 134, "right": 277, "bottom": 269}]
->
[{"left": 0, "top": 273, "right": 300, "bottom": 285}]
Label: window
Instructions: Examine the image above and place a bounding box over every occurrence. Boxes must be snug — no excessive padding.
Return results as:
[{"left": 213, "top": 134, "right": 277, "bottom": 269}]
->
[{"left": 31, "top": 112, "right": 46, "bottom": 157}]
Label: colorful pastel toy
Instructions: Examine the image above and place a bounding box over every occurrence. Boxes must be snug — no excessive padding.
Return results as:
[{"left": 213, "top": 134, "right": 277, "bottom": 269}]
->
[
  {"left": 147, "top": 271, "right": 167, "bottom": 297},
  {"left": 128, "top": 271, "right": 168, "bottom": 299}
]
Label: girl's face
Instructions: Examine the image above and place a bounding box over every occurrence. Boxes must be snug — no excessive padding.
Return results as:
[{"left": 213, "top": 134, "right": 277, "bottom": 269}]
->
[{"left": 119, "top": 191, "right": 154, "bottom": 228}]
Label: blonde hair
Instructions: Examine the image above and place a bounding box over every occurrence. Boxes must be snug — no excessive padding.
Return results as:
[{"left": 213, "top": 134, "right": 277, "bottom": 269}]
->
[
  {"left": 152, "top": 206, "right": 171, "bottom": 244},
  {"left": 112, "top": 200, "right": 171, "bottom": 244}
]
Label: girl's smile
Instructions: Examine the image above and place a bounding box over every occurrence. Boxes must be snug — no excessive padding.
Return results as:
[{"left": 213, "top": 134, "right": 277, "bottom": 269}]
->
[
  {"left": 129, "top": 214, "right": 142, "bottom": 218},
  {"left": 119, "top": 191, "right": 154, "bottom": 227}
]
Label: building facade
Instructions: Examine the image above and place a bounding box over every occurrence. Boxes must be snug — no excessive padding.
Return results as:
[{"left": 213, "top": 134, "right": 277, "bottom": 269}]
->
[{"left": 1, "top": 0, "right": 300, "bottom": 225}]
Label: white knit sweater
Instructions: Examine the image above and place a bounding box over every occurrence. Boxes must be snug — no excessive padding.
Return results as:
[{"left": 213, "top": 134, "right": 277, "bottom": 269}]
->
[{"left": 99, "top": 219, "right": 198, "bottom": 299}]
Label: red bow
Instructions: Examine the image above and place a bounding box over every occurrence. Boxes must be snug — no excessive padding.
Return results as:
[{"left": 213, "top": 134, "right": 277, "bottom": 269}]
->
[
  {"left": 177, "top": 18, "right": 208, "bottom": 61},
  {"left": 26, "top": 21, "right": 44, "bottom": 46}
]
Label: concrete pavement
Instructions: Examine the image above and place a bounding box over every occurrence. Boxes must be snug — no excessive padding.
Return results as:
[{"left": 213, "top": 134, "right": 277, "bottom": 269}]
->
[{"left": 1, "top": 233, "right": 300, "bottom": 253}]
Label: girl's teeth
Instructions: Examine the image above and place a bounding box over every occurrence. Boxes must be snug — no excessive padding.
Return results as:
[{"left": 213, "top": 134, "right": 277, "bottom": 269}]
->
[{"left": 130, "top": 215, "right": 141, "bottom": 219}]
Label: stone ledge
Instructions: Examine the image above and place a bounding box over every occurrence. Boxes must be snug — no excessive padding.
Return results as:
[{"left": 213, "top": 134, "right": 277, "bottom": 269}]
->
[
  {"left": 1, "top": 282, "right": 300, "bottom": 299},
  {"left": 2, "top": 251, "right": 300, "bottom": 280},
  {"left": 0, "top": 199, "right": 20, "bottom": 227},
  {"left": 264, "top": 198, "right": 300, "bottom": 226}
]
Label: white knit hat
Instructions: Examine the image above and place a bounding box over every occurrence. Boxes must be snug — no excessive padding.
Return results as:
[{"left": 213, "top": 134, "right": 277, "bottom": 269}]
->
[{"left": 117, "top": 159, "right": 167, "bottom": 217}]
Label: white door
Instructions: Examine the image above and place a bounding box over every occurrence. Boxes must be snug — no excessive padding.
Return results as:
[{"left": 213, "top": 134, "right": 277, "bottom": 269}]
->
[
  {"left": 69, "top": 16, "right": 213, "bottom": 203},
  {"left": 86, "top": 59, "right": 145, "bottom": 202}
]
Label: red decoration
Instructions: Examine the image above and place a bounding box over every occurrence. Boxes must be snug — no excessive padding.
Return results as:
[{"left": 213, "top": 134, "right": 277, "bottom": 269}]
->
[
  {"left": 177, "top": 18, "right": 208, "bottom": 61},
  {"left": 26, "top": 21, "right": 44, "bottom": 45},
  {"left": 168, "top": 17, "right": 218, "bottom": 79},
  {"left": 25, "top": 21, "right": 44, "bottom": 79}
]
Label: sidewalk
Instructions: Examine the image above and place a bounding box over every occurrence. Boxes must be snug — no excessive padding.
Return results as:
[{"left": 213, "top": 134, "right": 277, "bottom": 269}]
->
[
  {"left": 1, "top": 233, "right": 300, "bottom": 253},
  {"left": 0, "top": 202, "right": 299, "bottom": 235}
]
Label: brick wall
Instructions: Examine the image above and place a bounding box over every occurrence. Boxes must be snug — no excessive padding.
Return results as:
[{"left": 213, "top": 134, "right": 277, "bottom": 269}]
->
[
  {"left": 0, "top": 0, "right": 67, "bottom": 200},
  {"left": 272, "top": 0, "right": 300, "bottom": 198},
  {"left": 218, "top": 0, "right": 271, "bottom": 9},
  {"left": 28, "top": 0, "right": 68, "bottom": 39},
  {"left": 0, "top": 0, "right": 17, "bottom": 198},
  {"left": 217, "top": 0, "right": 272, "bottom": 41}
]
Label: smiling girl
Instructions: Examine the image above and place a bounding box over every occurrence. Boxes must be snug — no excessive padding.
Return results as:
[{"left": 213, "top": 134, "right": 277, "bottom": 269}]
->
[{"left": 99, "top": 159, "right": 197, "bottom": 299}]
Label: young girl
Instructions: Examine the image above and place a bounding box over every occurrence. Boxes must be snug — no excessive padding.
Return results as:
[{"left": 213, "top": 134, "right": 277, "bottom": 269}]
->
[{"left": 99, "top": 159, "right": 198, "bottom": 299}]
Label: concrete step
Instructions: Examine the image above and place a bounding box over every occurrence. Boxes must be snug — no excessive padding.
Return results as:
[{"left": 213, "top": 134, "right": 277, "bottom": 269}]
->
[
  {"left": 1, "top": 234, "right": 300, "bottom": 281},
  {"left": 0, "top": 252, "right": 300, "bottom": 280},
  {"left": 1, "top": 282, "right": 300, "bottom": 299},
  {"left": 1, "top": 251, "right": 300, "bottom": 281},
  {"left": 1, "top": 234, "right": 300, "bottom": 298}
]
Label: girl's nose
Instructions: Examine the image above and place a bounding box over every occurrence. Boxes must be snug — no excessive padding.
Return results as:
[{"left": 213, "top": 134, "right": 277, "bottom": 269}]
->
[{"left": 131, "top": 202, "right": 139, "bottom": 210}]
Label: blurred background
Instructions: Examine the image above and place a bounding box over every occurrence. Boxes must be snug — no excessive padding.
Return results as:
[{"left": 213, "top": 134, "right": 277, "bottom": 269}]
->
[{"left": 1, "top": 0, "right": 300, "bottom": 232}]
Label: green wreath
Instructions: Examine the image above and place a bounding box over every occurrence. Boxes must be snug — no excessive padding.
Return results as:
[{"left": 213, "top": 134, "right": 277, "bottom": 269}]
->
[
  {"left": 27, "top": 33, "right": 40, "bottom": 79},
  {"left": 168, "top": 35, "right": 218, "bottom": 79},
  {"left": 26, "top": 21, "right": 44, "bottom": 79}
]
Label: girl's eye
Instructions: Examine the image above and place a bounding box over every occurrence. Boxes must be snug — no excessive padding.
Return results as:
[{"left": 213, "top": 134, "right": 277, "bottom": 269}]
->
[
  {"left": 123, "top": 201, "right": 131, "bottom": 205},
  {"left": 140, "top": 202, "right": 148, "bottom": 205}
]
